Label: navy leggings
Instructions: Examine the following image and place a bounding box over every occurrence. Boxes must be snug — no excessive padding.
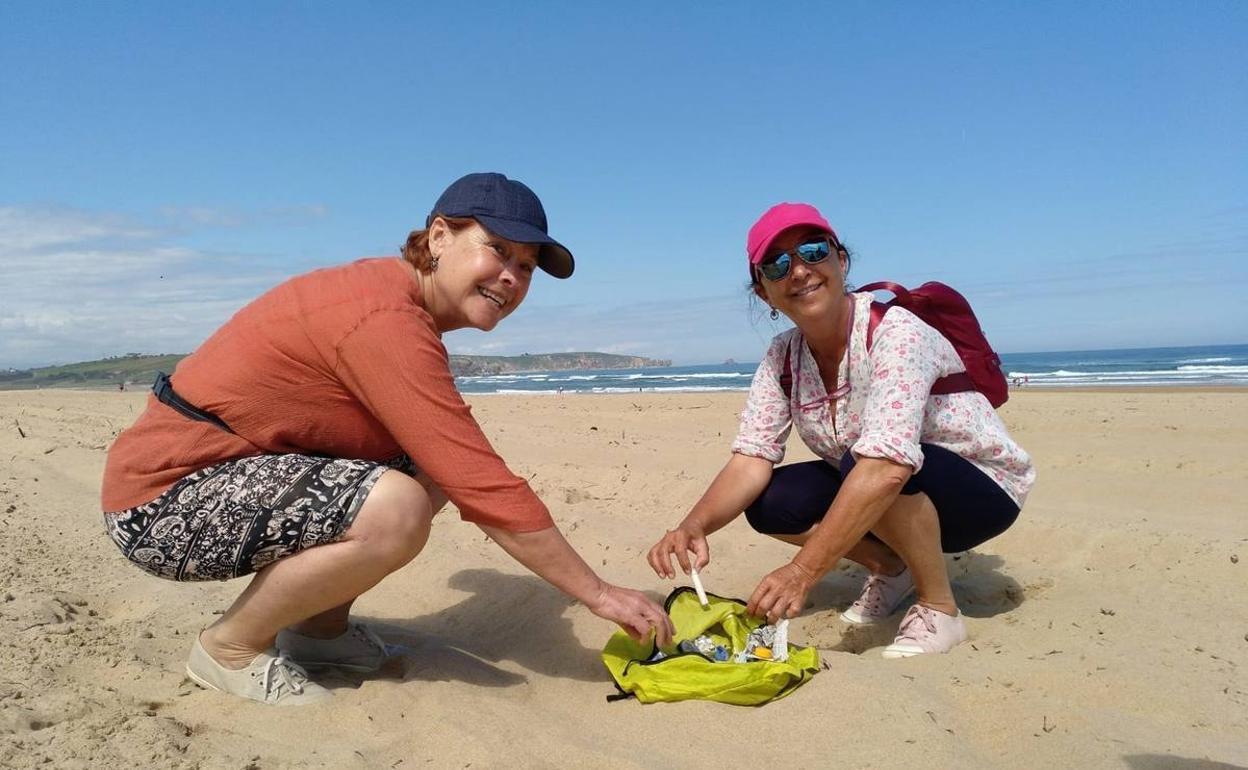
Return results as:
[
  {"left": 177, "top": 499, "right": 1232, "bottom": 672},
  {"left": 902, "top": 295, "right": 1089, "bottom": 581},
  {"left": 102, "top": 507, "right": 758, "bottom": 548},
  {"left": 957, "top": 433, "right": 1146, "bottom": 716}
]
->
[{"left": 743, "top": 444, "right": 1019, "bottom": 553}]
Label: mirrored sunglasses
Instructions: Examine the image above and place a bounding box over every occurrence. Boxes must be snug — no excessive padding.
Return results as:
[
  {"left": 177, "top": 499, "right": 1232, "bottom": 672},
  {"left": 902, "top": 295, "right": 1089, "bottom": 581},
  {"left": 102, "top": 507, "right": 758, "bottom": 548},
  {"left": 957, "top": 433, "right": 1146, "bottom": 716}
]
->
[{"left": 757, "top": 238, "right": 834, "bottom": 282}]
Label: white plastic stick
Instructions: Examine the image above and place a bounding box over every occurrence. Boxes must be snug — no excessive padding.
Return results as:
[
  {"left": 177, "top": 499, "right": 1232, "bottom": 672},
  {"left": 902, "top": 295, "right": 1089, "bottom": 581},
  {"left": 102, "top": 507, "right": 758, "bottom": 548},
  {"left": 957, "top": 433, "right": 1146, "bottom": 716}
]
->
[
  {"left": 689, "top": 566, "right": 710, "bottom": 608},
  {"left": 773, "top": 619, "right": 790, "bottom": 662}
]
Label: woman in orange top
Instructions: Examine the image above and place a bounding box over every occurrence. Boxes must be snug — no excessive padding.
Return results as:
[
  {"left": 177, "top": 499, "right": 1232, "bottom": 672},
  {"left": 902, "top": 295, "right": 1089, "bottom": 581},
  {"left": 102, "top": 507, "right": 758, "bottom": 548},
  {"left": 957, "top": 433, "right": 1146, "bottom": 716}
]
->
[{"left": 101, "top": 172, "right": 674, "bottom": 705}]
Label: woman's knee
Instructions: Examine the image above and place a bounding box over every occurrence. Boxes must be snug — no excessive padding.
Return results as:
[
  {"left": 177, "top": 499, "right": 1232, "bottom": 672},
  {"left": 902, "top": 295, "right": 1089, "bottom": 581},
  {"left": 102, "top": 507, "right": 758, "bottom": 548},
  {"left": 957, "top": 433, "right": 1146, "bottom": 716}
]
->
[
  {"left": 875, "top": 491, "right": 939, "bottom": 532},
  {"left": 746, "top": 461, "right": 841, "bottom": 536},
  {"left": 346, "top": 470, "right": 433, "bottom": 564}
]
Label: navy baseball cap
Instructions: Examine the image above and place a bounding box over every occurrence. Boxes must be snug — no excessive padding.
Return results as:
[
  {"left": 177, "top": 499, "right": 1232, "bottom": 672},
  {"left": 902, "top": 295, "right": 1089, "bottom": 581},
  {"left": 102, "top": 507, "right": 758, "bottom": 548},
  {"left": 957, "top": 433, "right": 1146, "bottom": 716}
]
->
[{"left": 426, "top": 172, "right": 575, "bottom": 279}]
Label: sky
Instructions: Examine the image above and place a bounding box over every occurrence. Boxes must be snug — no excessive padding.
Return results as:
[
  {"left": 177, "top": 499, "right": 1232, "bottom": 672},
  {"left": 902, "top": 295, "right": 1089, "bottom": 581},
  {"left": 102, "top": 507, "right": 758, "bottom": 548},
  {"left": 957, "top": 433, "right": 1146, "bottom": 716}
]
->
[{"left": 2, "top": 1, "right": 1245, "bottom": 369}]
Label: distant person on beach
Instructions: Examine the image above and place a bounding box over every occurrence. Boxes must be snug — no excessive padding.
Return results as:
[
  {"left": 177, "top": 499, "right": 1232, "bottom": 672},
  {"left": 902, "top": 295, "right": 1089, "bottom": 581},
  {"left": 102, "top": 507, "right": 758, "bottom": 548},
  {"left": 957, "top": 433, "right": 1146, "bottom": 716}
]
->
[
  {"left": 101, "top": 173, "right": 674, "bottom": 705},
  {"left": 648, "top": 202, "right": 1034, "bottom": 657}
]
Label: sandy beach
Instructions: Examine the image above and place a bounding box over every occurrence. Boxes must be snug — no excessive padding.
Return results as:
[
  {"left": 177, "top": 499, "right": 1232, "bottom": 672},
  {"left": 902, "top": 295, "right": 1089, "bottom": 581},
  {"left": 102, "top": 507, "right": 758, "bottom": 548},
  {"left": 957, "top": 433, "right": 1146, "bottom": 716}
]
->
[{"left": 1, "top": 388, "right": 1245, "bottom": 769}]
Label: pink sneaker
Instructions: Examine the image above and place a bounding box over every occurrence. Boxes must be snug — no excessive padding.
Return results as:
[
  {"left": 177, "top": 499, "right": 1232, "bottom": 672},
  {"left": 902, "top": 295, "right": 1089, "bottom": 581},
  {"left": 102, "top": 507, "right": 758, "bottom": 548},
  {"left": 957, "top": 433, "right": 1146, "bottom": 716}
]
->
[
  {"left": 840, "top": 568, "right": 914, "bottom": 625},
  {"left": 881, "top": 604, "right": 967, "bottom": 658}
]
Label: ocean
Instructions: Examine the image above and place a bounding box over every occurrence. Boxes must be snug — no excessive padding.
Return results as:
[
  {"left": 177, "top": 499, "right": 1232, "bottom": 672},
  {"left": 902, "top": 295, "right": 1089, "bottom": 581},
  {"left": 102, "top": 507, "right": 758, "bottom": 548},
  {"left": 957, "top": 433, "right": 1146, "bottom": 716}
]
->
[{"left": 454, "top": 343, "right": 1248, "bottom": 395}]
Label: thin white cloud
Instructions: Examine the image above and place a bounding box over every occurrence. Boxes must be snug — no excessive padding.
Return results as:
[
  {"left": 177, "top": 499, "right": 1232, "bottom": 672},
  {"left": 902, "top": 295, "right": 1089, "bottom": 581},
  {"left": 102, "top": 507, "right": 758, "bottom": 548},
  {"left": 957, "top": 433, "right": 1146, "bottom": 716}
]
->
[
  {"left": 0, "top": 206, "right": 160, "bottom": 252},
  {"left": 6, "top": 201, "right": 1243, "bottom": 370},
  {"left": 0, "top": 205, "right": 298, "bottom": 369},
  {"left": 157, "top": 204, "right": 329, "bottom": 229}
]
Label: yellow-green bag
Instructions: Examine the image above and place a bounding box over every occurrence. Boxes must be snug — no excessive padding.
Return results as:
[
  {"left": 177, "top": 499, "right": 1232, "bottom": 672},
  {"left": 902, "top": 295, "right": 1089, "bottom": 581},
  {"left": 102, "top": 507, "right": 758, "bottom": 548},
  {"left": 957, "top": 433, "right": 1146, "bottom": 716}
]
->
[{"left": 602, "top": 587, "right": 820, "bottom": 706}]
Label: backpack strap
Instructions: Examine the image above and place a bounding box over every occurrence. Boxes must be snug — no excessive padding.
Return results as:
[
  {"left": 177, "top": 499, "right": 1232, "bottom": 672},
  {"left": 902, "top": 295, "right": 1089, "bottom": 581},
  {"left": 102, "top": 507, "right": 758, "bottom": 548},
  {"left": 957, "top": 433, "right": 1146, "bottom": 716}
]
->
[
  {"left": 866, "top": 301, "right": 888, "bottom": 350},
  {"left": 779, "top": 339, "right": 794, "bottom": 400},
  {"left": 930, "top": 372, "right": 975, "bottom": 395}
]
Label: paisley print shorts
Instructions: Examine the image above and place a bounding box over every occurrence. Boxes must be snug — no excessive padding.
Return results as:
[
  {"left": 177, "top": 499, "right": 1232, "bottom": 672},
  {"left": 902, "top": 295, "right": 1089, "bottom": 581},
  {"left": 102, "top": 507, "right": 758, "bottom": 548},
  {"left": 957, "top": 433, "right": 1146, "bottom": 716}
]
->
[{"left": 103, "top": 454, "right": 416, "bottom": 582}]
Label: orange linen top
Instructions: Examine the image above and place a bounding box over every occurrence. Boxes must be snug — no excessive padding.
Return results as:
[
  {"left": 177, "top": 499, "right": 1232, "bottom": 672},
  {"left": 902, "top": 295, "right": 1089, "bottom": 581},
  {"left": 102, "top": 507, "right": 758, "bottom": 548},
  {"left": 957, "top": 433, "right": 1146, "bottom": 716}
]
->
[{"left": 101, "top": 257, "right": 553, "bottom": 532}]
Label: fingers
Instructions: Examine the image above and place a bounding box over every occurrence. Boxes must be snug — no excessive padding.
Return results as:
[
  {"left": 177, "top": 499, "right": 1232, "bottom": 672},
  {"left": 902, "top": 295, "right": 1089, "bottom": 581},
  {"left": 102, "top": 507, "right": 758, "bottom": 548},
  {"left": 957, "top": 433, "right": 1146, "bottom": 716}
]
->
[
  {"left": 691, "top": 538, "right": 710, "bottom": 571},
  {"left": 645, "top": 543, "right": 666, "bottom": 578},
  {"left": 747, "top": 572, "right": 806, "bottom": 624},
  {"left": 647, "top": 538, "right": 676, "bottom": 579},
  {"left": 648, "top": 531, "right": 691, "bottom": 579},
  {"left": 619, "top": 619, "right": 642, "bottom": 642},
  {"left": 633, "top": 593, "right": 674, "bottom": 647},
  {"left": 673, "top": 545, "right": 691, "bottom": 576},
  {"left": 746, "top": 579, "right": 771, "bottom": 619},
  {"left": 651, "top": 609, "right": 674, "bottom": 647},
  {"left": 605, "top": 587, "right": 675, "bottom": 648},
  {"left": 785, "top": 596, "right": 802, "bottom": 622}
]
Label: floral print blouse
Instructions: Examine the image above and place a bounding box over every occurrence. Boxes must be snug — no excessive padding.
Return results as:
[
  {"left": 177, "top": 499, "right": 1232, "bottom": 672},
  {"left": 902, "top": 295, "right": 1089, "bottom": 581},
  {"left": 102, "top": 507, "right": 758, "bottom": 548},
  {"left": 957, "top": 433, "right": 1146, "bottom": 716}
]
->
[{"left": 731, "top": 291, "right": 1034, "bottom": 507}]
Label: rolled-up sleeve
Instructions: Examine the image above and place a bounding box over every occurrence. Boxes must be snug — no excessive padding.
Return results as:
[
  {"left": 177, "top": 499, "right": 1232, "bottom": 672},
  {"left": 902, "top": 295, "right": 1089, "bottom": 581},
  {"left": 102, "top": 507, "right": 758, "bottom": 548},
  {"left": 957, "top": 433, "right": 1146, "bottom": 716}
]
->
[
  {"left": 730, "top": 334, "right": 794, "bottom": 463},
  {"left": 332, "top": 308, "right": 554, "bottom": 532},
  {"left": 852, "top": 309, "right": 951, "bottom": 473}
]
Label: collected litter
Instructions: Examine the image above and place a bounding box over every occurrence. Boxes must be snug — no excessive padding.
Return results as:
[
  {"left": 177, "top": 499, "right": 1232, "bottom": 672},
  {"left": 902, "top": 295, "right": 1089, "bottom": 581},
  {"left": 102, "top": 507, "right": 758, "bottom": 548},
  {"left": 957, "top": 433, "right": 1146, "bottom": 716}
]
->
[{"left": 602, "top": 580, "right": 819, "bottom": 705}]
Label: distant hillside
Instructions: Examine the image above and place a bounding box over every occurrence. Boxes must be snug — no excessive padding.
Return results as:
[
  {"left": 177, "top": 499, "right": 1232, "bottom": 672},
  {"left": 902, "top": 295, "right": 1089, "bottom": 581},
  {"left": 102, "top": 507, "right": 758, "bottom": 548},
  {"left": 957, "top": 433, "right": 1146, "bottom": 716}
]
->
[
  {"left": 0, "top": 351, "right": 671, "bottom": 390},
  {"left": 0, "top": 354, "right": 186, "bottom": 391}
]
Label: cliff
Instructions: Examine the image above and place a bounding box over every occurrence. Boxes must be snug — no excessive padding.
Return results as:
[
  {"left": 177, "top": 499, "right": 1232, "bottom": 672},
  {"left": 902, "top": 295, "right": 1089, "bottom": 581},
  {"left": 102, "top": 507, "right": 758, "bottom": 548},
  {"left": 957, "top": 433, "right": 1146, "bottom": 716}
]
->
[{"left": 0, "top": 352, "right": 671, "bottom": 389}]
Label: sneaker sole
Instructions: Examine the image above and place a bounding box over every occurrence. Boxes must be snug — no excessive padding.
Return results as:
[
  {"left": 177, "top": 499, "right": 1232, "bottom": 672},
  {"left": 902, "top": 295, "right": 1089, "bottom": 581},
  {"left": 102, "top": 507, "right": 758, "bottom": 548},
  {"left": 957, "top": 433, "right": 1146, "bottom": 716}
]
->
[
  {"left": 840, "top": 608, "right": 889, "bottom": 625},
  {"left": 880, "top": 646, "right": 923, "bottom": 659},
  {"left": 184, "top": 664, "right": 222, "bottom": 692}
]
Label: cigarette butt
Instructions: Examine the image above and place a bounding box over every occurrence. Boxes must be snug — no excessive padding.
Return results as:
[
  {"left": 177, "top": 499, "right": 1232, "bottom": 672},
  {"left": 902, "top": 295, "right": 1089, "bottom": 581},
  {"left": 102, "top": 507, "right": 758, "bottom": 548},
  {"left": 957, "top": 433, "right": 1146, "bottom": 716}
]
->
[{"left": 690, "top": 566, "right": 709, "bottom": 607}]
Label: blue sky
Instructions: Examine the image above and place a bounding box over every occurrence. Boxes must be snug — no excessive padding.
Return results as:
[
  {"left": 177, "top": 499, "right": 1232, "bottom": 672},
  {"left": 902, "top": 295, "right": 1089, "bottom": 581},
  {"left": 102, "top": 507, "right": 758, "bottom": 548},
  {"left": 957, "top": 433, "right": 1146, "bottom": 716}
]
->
[{"left": 2, "top": 1, "right": 1245, "bottom": 368}]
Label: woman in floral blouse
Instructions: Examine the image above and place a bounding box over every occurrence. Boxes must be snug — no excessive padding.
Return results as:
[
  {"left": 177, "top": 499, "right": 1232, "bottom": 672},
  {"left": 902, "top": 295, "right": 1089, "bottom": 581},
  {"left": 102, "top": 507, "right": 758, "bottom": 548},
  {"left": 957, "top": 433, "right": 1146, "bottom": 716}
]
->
[{"left": 648, "top": 202, "right": 1034, "bottom": 657}]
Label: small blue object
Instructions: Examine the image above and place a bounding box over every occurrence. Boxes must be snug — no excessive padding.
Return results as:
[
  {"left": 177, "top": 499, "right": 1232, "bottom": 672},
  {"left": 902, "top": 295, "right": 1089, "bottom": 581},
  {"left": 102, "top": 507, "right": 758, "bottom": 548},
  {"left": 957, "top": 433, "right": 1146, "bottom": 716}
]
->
[{"left": 714, "top": 646, "right": 729, "bottom": 661}]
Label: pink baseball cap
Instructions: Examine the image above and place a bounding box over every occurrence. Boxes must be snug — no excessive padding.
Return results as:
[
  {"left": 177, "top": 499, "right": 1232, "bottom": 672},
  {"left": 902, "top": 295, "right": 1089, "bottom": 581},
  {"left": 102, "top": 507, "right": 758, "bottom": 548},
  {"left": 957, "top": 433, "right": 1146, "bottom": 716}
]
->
[{"left": 747, "top": 202, "right": 838, "bottom": 266}]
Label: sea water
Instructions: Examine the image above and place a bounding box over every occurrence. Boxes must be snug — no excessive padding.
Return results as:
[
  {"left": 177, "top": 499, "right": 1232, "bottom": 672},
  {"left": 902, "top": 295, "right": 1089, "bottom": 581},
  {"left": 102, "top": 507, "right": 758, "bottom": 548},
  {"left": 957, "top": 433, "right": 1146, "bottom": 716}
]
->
[{"left": 453, "top": 343, "right": 1248, "bottom": 394}]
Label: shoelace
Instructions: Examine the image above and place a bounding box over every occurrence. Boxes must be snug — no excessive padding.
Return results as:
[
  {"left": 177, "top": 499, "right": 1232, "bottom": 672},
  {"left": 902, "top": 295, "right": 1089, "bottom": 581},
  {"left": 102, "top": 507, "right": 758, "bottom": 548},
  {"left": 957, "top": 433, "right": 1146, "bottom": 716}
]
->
[
  {"left": 855, "top": 571, "right": 907, "bottom": 610},
  {"left": 261, "top": 655, "right": 308, "bottom": 699},
  {"left": 895, "top": 606, "right": 938, "bottom": 642},
  {"left": 857, "top": 574, "right": 888, "bottom": 610}
]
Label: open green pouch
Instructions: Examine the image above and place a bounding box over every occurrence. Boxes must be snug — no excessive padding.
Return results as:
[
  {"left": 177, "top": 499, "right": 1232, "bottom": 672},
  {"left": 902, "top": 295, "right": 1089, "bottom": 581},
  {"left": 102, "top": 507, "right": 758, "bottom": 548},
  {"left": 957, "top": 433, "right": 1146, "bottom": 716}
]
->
[{"left": 601, "top": 587, "right": 820, "bottom": 706}]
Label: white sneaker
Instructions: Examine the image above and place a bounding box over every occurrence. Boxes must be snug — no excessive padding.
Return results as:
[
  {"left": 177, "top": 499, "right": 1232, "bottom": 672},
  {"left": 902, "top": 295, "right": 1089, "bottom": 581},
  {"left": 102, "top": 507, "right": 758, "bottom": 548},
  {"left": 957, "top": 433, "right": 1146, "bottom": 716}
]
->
[
  {"left": 276, "top": 622, "right": 388, "bottom": 672},
  {"left": 186, "top": 637, "right": 332, "bottom": 706},
  {"left": 881, "top": 604, "right": 968, "bottom": 659},
  {"left": 840, "top": 568, "right": 915, "bottom": 625}
]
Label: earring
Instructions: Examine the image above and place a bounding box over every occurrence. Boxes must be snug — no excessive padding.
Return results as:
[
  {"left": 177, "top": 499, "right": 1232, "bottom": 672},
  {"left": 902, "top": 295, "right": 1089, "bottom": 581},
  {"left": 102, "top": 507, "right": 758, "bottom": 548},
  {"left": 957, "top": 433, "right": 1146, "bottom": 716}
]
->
[
  {"left": 429, "top": 256, "right": 439, "bottom": 272},
  {"left": 769, "top": 307, "right": 779, "bottom": 320}
]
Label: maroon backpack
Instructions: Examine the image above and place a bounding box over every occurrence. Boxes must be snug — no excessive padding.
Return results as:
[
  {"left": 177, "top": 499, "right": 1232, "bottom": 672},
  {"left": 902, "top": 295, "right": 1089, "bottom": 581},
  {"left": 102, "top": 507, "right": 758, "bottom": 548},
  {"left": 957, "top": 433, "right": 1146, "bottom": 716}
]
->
[{"left": 779, "top": 281, "right": 1009, "bottom": 408}]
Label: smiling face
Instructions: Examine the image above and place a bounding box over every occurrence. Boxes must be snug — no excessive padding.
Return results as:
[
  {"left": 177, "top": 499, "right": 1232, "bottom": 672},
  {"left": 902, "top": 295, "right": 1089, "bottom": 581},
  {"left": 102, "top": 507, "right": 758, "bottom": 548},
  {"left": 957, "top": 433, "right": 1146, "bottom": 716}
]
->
[
  {"left": 753, "top": 226, "right": 849, "bottom": 326},
  {"left": 426, "top": 218, "right": 539, "bottom": 332}
]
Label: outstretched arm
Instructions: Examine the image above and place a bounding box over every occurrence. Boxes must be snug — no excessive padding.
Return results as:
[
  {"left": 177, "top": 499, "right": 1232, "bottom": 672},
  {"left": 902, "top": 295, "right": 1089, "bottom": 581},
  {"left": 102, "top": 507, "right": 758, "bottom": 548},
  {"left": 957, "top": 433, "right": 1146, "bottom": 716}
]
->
[
  {"left": 481, "top": 523, "right": 674, "bottom": 647},
  {"left": 648, "top": 452, "right": 773, "bottom": 578},
  {"left": 747, "top": 455, "right": 910, "bottom": 622}
]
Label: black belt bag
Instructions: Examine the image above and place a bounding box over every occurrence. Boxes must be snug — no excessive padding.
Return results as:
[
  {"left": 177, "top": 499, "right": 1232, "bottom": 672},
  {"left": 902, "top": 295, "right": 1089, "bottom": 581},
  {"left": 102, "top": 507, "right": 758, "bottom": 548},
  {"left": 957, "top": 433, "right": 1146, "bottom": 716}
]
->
[{"left": 152, "top": 372, "right": 235, "bottom": 434}]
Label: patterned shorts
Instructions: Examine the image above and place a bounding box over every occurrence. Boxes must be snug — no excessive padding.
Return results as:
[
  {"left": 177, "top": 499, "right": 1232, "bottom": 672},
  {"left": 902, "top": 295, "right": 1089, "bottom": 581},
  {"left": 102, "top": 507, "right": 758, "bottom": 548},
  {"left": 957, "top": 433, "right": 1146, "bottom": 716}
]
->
[{"left": 103, "top": 454, "right": 416, "bottom": 582}]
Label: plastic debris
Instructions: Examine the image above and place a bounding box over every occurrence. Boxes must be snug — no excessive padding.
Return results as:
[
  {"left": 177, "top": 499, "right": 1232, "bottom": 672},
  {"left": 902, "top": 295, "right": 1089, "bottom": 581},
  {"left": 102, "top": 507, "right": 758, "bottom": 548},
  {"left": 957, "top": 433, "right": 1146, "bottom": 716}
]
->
[
  {"left": 671, "top": 623, "right": 793, "bottom": 664},
  {"left": 735, "top": 621, "right": 791, "bottom": 662}
]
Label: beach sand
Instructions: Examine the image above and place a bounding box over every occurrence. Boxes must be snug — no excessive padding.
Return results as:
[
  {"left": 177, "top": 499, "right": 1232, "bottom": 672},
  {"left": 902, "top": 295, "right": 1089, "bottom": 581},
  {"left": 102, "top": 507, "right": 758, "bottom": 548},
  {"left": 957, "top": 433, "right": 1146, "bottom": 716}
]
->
[{"left": 1, "top": 389, "right": 1245, "bottom": 769}]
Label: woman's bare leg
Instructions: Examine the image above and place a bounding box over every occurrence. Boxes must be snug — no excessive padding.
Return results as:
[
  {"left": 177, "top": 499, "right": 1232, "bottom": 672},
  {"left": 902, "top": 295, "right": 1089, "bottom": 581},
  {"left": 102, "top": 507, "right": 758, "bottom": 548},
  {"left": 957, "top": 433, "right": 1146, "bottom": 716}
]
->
[
  {"left": 869, "top": 492, "right": 956, "bottom": 615},
  {"left": 287, "top": 471, "right": 449, "bottom": 639},
  {"left": 764, "top": 492, "right": 951, "bottom": 613},
  {"left": 199, "top": 471, "right": 434, "bottom": 668}
]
